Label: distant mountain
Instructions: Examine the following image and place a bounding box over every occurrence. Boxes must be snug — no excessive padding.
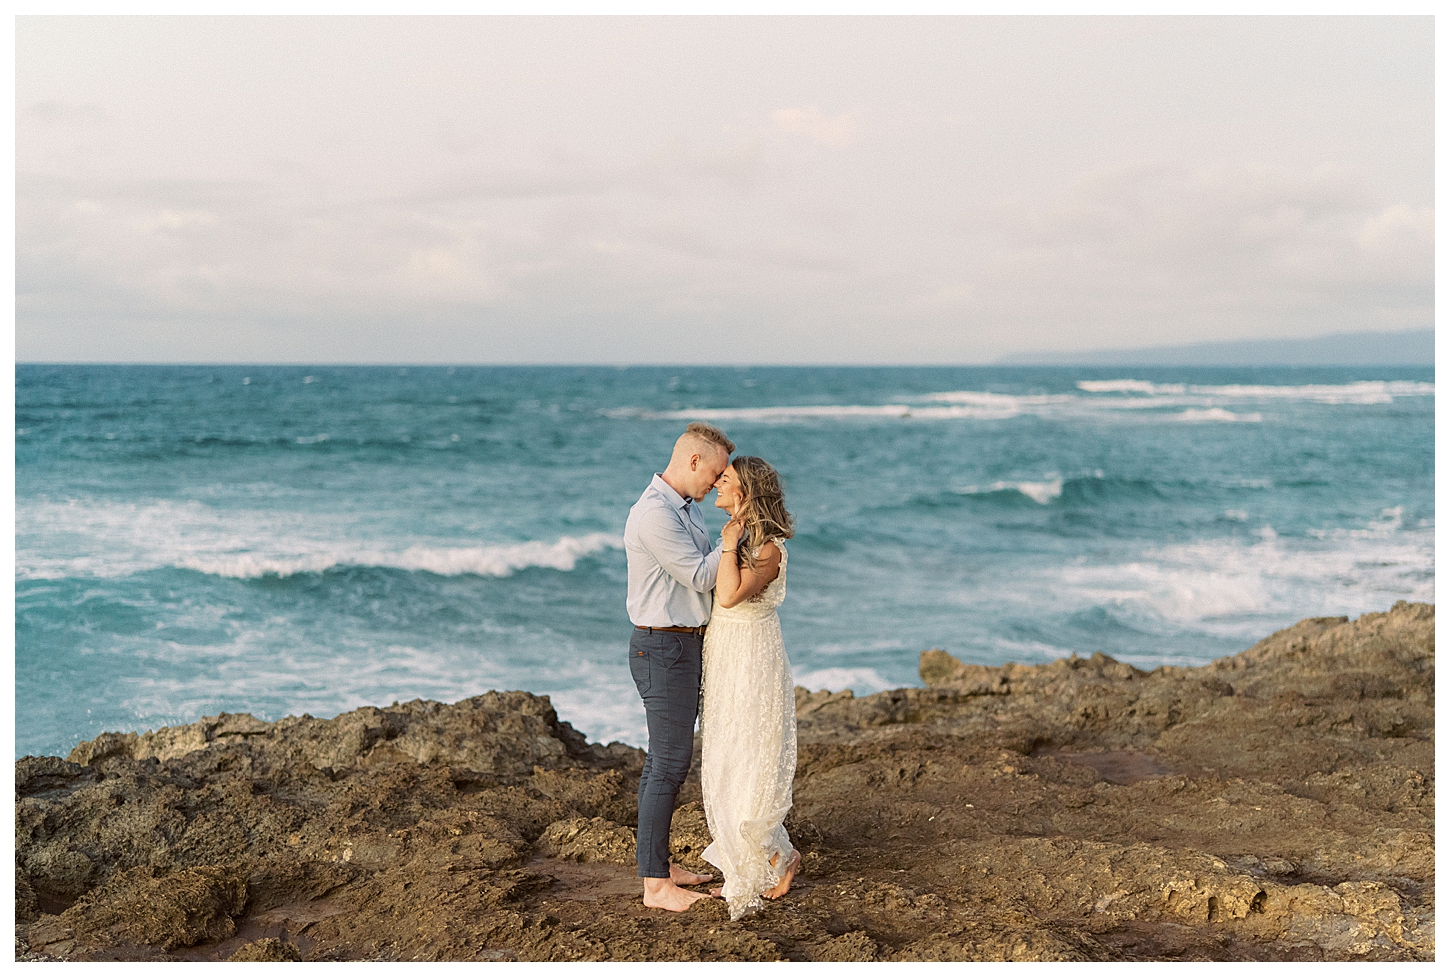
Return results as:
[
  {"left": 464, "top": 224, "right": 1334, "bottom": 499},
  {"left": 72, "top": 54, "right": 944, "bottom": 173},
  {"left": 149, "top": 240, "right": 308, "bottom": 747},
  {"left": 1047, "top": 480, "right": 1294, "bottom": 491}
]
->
[{"left": 998, "top": 328, "right": 1434, "bottom": 367}]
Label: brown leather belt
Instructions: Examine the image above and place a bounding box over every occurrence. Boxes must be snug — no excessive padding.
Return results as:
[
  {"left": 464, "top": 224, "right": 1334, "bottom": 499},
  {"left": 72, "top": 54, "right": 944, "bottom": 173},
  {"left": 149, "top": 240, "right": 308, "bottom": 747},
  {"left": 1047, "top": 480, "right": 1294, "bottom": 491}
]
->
[{"left": 635, "top": 625, "right": 707, "bottom": 636}]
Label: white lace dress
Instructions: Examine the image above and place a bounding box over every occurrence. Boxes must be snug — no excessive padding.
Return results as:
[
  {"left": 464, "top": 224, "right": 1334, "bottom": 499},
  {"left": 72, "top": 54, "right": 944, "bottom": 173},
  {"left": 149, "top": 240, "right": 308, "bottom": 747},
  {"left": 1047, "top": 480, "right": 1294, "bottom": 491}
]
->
[{"left": 700, "top": 539, "right": 796, "bottom": 920}]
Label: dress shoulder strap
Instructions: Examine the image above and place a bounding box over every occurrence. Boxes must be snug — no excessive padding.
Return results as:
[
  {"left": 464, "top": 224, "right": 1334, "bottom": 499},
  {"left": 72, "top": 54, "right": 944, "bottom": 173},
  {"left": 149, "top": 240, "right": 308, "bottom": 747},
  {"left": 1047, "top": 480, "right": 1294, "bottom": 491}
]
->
[{"left": 750, "top": 536, "right": 787, "bottom": 563}]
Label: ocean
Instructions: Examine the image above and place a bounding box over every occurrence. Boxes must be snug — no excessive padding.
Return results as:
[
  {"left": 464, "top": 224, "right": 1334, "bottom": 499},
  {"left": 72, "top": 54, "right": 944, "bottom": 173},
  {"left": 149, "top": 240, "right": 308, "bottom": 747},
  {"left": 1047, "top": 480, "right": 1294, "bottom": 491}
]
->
[{"left": 14, "top": 364, "right": 1434, "bottom": 759}]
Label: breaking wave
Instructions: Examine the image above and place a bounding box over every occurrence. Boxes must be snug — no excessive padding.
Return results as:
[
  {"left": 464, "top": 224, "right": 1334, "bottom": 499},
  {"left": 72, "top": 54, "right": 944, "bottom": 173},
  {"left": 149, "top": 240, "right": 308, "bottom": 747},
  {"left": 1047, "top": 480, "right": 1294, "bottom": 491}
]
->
[
  {"left": 959, "top": 478, "right": 1065, "bottom": 505},
  {"left": 178, "top": 534, "right": 623, "bottom": 580},
  {"left": 15, "top": 498, "right": 620, "bottom": 580},
  {"left": 1175, "top": 408, "right": 1262, "bottom": 423},
  {"left": 606, "top": 380, "right": 1430, "bottom": 427},
  {"left": 1077, "top": 379, "right": 1432, "bottom": 404}
]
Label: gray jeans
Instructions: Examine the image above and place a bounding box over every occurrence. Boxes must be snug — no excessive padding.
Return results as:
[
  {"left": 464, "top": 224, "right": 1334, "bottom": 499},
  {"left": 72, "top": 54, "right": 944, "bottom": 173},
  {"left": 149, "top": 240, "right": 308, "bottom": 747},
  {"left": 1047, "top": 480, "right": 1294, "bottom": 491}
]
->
[{"left": 628, "top": 628, "right": 703, "bottom": 878}]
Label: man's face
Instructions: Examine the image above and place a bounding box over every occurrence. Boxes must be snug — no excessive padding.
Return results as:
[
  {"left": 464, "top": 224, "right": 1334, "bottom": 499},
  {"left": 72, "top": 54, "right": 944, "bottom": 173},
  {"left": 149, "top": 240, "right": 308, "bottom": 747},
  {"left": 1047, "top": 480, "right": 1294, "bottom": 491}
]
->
[{"left": 688, "top": 447, "right": 730, "bottom": 502}]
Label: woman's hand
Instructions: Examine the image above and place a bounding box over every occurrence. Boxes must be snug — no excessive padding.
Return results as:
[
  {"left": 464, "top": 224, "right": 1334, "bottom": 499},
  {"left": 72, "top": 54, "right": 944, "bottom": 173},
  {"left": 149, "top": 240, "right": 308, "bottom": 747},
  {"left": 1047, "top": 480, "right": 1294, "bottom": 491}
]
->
[{"left": 721, "top": 516, "right": 744, "bottom": 549}]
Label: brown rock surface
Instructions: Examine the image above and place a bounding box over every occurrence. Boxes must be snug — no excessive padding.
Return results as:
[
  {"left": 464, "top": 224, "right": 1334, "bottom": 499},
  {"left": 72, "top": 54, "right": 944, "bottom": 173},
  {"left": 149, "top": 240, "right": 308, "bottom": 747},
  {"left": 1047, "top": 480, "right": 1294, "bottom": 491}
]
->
[
  {"left": 14, "top": 602, "right": 1434, "bottom": 961},
  {"left": 536, "top": 818, "right": 636, "bottom": 865},
  {"left": 229, "top": 936, "right": 303, "bottom": 961}
]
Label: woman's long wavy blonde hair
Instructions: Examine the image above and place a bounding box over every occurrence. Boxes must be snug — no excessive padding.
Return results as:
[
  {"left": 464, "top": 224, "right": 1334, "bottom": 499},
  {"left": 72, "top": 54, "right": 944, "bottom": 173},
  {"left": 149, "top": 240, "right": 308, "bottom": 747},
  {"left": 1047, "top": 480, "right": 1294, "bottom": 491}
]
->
[{"left": 729, "top": 455, "right": 794, "bottom": 570}]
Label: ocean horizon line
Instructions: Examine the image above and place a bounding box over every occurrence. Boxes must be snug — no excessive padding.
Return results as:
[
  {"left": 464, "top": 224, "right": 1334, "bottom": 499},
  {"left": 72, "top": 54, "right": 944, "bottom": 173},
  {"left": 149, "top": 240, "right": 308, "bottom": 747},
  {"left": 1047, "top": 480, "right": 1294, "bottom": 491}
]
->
[{"left": 14, "top": 360, "right": 1437, "bottom": 369}]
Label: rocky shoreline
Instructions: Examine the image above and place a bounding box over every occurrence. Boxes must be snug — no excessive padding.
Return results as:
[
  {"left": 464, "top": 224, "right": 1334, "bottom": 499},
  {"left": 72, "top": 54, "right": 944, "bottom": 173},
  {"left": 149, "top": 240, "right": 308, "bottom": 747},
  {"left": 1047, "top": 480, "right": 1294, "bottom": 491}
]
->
[{"left": 16, "top": 601, "right": 1434, "bottom": 961}]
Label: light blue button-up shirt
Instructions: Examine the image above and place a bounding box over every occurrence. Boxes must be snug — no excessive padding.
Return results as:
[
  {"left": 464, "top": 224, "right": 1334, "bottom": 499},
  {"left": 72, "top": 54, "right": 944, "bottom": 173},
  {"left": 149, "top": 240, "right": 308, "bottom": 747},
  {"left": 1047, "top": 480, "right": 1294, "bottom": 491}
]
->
[{"left": 624, "top": 473, "right": 723, "bottom": 627}]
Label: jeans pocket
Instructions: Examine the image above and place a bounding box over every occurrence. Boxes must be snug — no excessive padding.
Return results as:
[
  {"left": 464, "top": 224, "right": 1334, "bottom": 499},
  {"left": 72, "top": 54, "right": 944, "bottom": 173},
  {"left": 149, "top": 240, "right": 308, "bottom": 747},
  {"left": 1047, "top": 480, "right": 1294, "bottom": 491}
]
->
[
  {"left": 659, "top": 634, "right": 687, "bottom": 669},
  {"left": 630, "top": 643, "right": 652, "bottom": 696}
]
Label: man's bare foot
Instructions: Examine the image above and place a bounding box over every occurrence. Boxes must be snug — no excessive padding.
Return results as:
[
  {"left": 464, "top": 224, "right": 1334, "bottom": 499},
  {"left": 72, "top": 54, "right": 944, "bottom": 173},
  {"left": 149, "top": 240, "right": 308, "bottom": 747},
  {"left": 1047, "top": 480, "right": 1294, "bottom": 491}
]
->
[
  {"left": 762, "top": 849, "right": 801, "bottom": 900},
  {"left": 642, "top": 877, "right": 711, "bottom": 911},
  {"left": 670, "top": 863, "right": 713, "bottom": 886}
]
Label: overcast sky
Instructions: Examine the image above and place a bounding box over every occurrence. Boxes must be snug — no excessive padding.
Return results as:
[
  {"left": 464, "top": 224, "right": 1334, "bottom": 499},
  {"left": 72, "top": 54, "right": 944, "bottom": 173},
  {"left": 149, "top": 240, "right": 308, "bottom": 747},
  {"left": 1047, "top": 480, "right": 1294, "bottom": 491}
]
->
[{"left": 15, "top": 16, "right": 1433, "bottom": 364}]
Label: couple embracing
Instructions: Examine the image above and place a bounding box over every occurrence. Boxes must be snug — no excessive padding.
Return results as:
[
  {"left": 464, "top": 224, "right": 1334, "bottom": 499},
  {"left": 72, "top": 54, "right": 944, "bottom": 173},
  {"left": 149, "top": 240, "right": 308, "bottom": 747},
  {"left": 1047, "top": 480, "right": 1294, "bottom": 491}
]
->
[{"left": 623, "top": 422, "right": 800, "bottom": 920}]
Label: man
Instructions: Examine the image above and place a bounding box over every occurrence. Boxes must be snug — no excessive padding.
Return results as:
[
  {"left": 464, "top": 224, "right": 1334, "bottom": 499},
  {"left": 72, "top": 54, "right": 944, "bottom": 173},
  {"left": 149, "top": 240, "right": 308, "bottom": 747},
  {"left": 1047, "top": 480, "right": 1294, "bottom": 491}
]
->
[{"left": 623, "top": 421, "right": 735, "bottom": 911}]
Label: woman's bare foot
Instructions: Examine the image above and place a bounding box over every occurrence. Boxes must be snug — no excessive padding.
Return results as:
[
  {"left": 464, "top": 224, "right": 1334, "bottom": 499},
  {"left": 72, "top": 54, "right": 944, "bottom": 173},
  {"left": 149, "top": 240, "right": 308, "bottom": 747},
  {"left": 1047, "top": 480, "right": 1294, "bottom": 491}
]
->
[
  {"left": 642, "top": 877, "right": 711, "bottom": 911},
  {"left": 762, "top": 850, "right": 801, "bottom": 900},
  {"left": 709, "top": 885, "right": 723, "bottom": 898},
  {"left": 670, "top": 863, "right": 713, "bottom": 886}
]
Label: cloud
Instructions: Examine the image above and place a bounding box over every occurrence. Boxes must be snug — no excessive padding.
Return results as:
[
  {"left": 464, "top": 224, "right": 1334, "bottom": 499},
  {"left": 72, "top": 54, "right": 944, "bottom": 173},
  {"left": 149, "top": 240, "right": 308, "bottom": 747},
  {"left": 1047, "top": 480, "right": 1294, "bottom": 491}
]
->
[
  {"left": 769, "top": 106, "right": 858, "bottom": 147},
  {"left": 135, "top": 208, "right": 221, "bottom": 233},
  {"left": 18, "top": 152, "right": 1432, "bottom": 363},
  {"left": 639, "top": 218, "right": 857, "bottom": 277},
  {"left": 932, "top": 162, "right": 1431, "bottom": 331},
  {"left": 25, "top": 100, "right": 106, "bottom": 124},
  {"left": 15, "top": 103, "right": 862, "bottom": 332},
  {"left": 402, "top": 135, "right": 771, "bottom": 209},
  {"left": 906, "top": 284, "right": 975, "bottom": 312},
  {"left": 1356, "top": 204, "right": 1434, "bottom": 280},
  {"left": 12, "top": 18, "right": 1431, "bottom": 362}
]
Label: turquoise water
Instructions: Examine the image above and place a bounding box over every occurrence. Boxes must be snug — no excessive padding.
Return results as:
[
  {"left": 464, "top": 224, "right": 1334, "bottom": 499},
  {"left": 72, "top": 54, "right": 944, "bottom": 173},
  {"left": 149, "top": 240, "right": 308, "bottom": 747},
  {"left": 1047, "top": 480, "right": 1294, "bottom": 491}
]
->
[{"left": 15, "top": 365, "right": 1434, "bottom": 758}]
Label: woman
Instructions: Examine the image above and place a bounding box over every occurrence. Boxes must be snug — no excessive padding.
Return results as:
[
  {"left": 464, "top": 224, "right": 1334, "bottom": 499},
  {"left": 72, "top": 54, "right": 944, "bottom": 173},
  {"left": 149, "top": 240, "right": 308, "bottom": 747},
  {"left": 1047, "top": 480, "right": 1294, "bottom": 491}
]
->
[{"left": 699, "top": 455, "right": 800, "bottom": 920}]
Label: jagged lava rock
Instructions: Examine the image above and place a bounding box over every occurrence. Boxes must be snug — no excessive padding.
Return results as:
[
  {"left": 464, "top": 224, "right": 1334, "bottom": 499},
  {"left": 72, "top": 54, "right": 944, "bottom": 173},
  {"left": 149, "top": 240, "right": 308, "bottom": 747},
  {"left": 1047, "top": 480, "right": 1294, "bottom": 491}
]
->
[{"left": 14, "top": 605, "right": 1434, "bottom": 961}]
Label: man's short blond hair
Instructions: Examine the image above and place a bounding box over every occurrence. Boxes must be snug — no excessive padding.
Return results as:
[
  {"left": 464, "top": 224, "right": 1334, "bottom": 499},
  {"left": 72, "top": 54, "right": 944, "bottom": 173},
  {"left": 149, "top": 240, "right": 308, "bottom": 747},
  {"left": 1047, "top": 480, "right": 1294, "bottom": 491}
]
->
[{"left": 683, "top": 422, "right": 735, "bottom": 456}]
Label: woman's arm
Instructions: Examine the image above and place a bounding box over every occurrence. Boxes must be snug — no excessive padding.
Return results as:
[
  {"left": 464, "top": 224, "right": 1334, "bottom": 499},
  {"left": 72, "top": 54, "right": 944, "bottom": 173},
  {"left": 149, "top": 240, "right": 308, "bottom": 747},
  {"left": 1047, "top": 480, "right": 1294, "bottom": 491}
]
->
[{"left": 714, "top": 519, "right": 781, "bottom": 608}]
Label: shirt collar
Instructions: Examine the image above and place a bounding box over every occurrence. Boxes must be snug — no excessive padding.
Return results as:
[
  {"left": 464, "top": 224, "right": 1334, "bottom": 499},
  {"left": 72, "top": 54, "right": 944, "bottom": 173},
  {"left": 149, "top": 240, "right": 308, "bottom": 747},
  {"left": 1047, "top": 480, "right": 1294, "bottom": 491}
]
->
[{"left": 651, "top": 473, "right": 693, "bottom": 512}]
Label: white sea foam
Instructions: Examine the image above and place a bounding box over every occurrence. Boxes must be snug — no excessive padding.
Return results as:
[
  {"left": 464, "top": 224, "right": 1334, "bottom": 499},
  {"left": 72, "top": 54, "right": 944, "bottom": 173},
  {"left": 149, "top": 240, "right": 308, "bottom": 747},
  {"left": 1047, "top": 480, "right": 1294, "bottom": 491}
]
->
[
  {"left": 1183, "top": 381, "right": 1433, "bottom": 404},
  {"left": 1174, "top": 408, "right": 1262, "bottom": 423},
  {"left": 922, "top": 390, "right": 1076, "bottom": 408},
  {"left": 1050, "top": 516, "right": 1432, "bottom": 639},
  {"left": 660, "top": 404, "right": 914, "bottom": 421},
  {"left": 606, "top": 380, "right": 1430, "bottom": 428},
  {"left": 1077, "top": 379, "right": 1432, "bottom": 404},
  {"left": 647, "top": 403, "right": 1022, "bottom": 422},
  {"left": 108, "top": 625, "right": 522, "bottom": 740},
  {"left": 103, "top": 625, "right": 653, "bottom": 753},
  {"left": 959, "top": 477, "right": 1064, "bottom": 504},
  {"left": 806, "top": 637, "right": 919, "bottom": 655},
  {"left": 792, "top": 666, "right": 893, "bottom": 696},
  {"left": 178, "top": 534, "right": 622, "bottom": 579},
  {"left": 985, "top": 638, "right": 1080, "bottom": 663},
  {"left": 14, "top": 497, "right": 621, "bottom": 580},
  {"left": 1306, "top": 506, "right": 1404, "bottom": 540},
  {"left": 1077, "top": 380, "right": 1186, "bottom": 395}
]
